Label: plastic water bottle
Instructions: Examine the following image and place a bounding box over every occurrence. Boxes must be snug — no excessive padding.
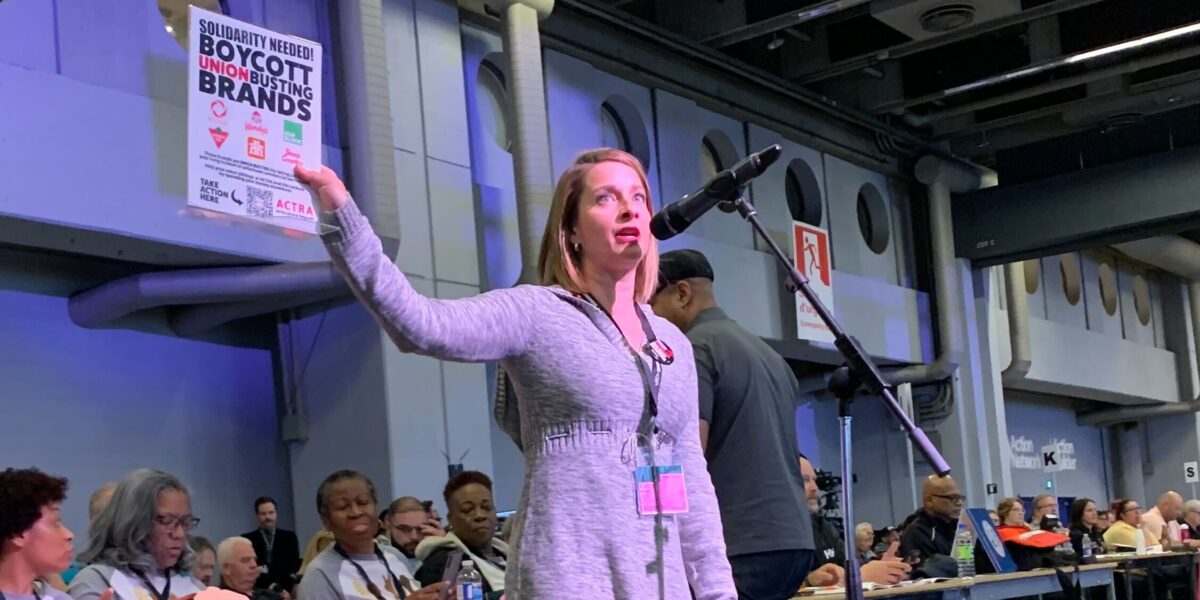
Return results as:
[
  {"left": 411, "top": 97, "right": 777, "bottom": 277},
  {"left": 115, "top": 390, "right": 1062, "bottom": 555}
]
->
[
  {"left": 1135, "top": 525, "right": 1147, "bottom": 555},
  {"left": 1080, "top": 534, "right": 1096, "bottom": 563},
  {"left": 456, "top": 560, "right": 484, "bottom": 600},
  {"left": 952, "top": 523, "right": 976, "bottom": 578}
]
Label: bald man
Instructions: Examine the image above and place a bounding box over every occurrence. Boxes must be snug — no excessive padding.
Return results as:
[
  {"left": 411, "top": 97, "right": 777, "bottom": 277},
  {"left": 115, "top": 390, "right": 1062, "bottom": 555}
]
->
[
  {"left": 1142, "top": 491, "right": 1184, "bottom": 546},
  {"left": 898, "top": 476, "right": 963, "bottom": 565}
]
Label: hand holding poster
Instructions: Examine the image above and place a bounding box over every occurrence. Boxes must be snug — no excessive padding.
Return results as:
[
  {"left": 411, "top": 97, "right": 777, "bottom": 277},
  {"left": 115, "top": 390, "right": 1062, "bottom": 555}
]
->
[{"left": 187, "top": 6, "right": 326, "bottom": 234}]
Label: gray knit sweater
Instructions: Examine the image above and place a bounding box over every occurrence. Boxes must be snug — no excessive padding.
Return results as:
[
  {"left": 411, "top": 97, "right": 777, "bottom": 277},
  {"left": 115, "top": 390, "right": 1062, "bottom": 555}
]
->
[{"left": 323, "top": 202, "right": 736, "bottom": 599}]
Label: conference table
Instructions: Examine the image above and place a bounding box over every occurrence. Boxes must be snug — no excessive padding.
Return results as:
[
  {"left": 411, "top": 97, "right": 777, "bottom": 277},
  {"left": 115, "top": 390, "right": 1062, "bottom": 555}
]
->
[
  {"left": 793, "top": 562, "right": 1118, "bottom": 599},
  {"left": 1092, "top": 550, "right": 1199, "bottom": 600}
]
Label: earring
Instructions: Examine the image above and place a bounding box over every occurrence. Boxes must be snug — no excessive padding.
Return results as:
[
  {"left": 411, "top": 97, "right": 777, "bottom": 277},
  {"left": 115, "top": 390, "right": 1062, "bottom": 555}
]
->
[{"left": 573, "top": 242, "right": 581, "bottom": 253}]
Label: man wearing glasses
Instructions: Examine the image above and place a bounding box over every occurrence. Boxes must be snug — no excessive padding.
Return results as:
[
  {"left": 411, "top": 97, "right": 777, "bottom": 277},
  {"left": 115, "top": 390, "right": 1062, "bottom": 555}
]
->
[
  {"left": 1029, "top": 494, "right": 1058, "bottom": 530},
  {"left": 898, "top": 475, "right": 964, "bottom": 566},
  {"left": 383, "top": 497, "right": 445, "bottom": 573}
]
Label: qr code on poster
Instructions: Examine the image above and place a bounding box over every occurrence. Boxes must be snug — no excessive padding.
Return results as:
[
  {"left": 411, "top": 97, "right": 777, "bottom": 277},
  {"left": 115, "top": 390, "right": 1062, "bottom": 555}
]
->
[{"left": 246, "top": 186, "right": 273, "bottom": 218}]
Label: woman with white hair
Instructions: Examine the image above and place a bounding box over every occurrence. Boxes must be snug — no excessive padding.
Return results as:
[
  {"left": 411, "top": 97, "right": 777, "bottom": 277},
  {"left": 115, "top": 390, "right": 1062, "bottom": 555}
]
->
[{"left": 67, "top": 470, "right": 204, "bottom": 600}]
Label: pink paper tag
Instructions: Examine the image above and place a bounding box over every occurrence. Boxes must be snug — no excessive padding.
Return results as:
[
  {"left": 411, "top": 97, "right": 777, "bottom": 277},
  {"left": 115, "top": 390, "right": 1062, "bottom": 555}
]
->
[{"left": 635, "top": 466, "right": 689, "bottom": 515}]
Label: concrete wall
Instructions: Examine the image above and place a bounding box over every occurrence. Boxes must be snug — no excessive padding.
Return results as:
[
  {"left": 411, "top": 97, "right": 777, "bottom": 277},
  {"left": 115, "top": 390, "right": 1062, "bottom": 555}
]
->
[{"left": 0, "top": 250, "right": 292, "bottom": 545}]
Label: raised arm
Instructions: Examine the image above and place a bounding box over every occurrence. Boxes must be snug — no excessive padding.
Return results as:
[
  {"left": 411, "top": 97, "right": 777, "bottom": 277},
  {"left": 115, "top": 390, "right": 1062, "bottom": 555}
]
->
[{"left": 297, "top": 165, "right": 534, "bottom": 363}]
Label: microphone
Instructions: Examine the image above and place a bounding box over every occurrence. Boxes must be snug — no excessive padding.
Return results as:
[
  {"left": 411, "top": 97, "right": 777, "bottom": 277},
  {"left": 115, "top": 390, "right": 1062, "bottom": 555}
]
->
[{"left": 650, "top": 144, "right": 782, "bottom": 241}]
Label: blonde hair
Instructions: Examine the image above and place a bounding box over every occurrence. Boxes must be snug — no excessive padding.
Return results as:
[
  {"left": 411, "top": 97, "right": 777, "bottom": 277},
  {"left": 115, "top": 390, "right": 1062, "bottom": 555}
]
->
[{"left": 537, "top": 148, "right": 659, "bottom": 303}]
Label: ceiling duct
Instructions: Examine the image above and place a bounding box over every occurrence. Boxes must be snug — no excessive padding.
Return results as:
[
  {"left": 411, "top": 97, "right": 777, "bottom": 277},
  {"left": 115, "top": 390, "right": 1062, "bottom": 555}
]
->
[{"left": 871, "top": 0, "right": 1018, "bottom": 41}]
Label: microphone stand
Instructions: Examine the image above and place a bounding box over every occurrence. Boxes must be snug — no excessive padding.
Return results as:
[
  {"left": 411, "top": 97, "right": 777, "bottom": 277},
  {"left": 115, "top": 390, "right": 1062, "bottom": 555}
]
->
[{"left": 717, "top": 193, "right": 951, "bottom": 600}]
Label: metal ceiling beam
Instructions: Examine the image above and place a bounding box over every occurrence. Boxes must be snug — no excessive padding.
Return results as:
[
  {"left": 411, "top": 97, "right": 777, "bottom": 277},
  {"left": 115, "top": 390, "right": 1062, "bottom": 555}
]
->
[
  {"left": 702, "top": 0, "right": 870, "bottom": 49},
  {"left": 793, "top": 0, "right": 1108, "bottom": 84},
  {"left": 868, "top": 20, "right": 1200, "bottom": 115},
  {"left": 502, "top": 0, "right": 984, "bottom": 176},
  {"left": 909, "top": 45, "right": 1200, "bottom": 127},
  {"left": 936, "top": 69, "right": 1200, "bottom": 138},
  {"left": 954, "top": 145, "right": 1200, "bottom": 266}
]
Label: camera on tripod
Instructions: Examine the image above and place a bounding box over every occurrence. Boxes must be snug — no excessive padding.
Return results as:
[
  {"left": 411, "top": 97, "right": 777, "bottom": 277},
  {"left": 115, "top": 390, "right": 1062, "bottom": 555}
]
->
[{"left": 815, "top": 469, "right": 841, "bottom": 492}]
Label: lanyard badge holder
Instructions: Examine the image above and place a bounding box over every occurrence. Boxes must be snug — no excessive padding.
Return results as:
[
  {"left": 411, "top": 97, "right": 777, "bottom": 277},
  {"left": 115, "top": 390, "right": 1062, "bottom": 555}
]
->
[
  {"left": 585, "top": 295, "right": 690, "bottom": 517},
  {"left": 628, "top": 305, "right": 689, "bottom": 517}
]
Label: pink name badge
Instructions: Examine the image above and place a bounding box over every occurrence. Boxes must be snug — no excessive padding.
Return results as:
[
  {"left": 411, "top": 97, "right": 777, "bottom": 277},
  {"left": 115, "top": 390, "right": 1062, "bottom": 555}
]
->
[{"left": 635, "top": 465, "right": 689, "bottom": 516}]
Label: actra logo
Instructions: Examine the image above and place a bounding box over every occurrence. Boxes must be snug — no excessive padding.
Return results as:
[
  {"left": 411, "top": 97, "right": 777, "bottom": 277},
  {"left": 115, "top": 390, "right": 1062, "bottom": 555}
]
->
[{"left": 275, "top": 199, "right": 315, "bottom": 220}]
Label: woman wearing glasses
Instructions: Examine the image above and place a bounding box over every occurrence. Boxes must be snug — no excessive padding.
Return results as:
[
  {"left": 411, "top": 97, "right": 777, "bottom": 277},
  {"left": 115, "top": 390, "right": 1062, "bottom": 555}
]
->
[
  {"left": 1102, "top": 499, "right": 1159, "bottom": 551},
  {"left": 68, "top": 470, "right": 205, "bottom": 600}
]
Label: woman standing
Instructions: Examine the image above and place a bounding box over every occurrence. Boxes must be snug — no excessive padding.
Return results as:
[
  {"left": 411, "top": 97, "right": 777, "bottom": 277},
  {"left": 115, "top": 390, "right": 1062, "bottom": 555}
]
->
[
  {"left": 68, "top": 470, "right": 204, "bottom": 600},
  {"left": 294, "top": 149, "right": 735, "bottom": 599}
]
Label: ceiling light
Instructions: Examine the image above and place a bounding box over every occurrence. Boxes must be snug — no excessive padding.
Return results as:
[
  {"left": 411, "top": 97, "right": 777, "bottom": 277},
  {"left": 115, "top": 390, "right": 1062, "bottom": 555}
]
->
[
  {"left": 1066, "top": 22, "right": 1200, "bottom": 64},
  {"left": 941, "top": 20, "right": 1200, "bottom": 98}
]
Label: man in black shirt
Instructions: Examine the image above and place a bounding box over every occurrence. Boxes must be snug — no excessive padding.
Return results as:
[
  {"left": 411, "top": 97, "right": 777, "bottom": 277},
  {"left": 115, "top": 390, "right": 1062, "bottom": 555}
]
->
[
  {"left": 652, "top": 250, "right": 815, "bottom": 600},
  {"left": 242, "top": 496, "right": 300, "bottom": 591},
  {"left": 800, "top": 455, "right": 910, "bottom": 587},
  {"left": 898, "top": 476, "right": 963, "bottom": 566}
]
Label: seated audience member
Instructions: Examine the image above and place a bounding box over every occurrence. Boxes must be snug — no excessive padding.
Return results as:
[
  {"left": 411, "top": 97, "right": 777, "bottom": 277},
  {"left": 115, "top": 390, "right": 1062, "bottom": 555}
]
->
[
  {"left": 1140, "top": 491, "right": 1183, "bottom": 547},
  {"left": 1066, "top": 498, "right": 1103, "bottom": 557},
  {"left": 54, "top": 483, "right": 118, "bottom": 591},
  {"left": 799, "top": 456, "right": 910, "bottom": 587},
  {"left": 414, "top": 472, "right": 507, "bottom": 600},
  {"left": 69, "top": 469, "right": 205, "bottom": 600},
  {"left": 1029, "top": 494, "right": 1057, "bottom": 530},
  {"left": 996, "top": 498, "right": 1031, "bottom": 532},
  {"left": 872, "top": 527, "right": 899, "bottom": 557},
  {"left": 383, "top": 498, "right": 444, "bottom": 574},
  {"left": 218, "top": 537, "right": 286, "bottom": 600},
  {"left": 988, "top": 511, "right": 1000, "bottom": 527},
  {"left": 190, "top": 537, "right": 216, "bottom": 587},
  {"left": 1181, "top": 500, "right": 1200, "bottom": 545},
  {"left": 297, "top": 470, "right": 446, "bottom": 600},
  {"left": 1095, "top": 509, "right": 1112, "bottom": 534},
  {"left": 0, "top": 468, "right": 77, "bottom": 600},
  {"left": 1103, "top": 499, "right": 1160, "bottom": 550},
  {"left": 898, "top": 475, "right": 963, "bottom": 567},
  {"left": 854, "top": 524, "right": 876, "bottom": 564}
]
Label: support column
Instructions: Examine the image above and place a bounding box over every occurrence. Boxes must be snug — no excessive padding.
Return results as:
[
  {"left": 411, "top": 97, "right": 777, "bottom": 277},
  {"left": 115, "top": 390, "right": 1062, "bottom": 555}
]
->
[{"left": 915, "top": 157, "right": 1009, "bottom": 504}]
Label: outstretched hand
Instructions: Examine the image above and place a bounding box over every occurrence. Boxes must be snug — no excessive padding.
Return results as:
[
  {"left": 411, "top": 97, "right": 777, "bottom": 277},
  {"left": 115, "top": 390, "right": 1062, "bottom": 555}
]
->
[{"left": 294, "top": 163, "right": 350, "bottom": 212}]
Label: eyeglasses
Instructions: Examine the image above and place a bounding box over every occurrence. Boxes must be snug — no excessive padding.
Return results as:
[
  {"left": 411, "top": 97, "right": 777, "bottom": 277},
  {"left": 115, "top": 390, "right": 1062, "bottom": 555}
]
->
[
  {"left": 155, "top": 514, "right": 201, "bottom": 531},
  {"left": 934, "top": 494, "right": 967, "bottom": 504},
  {"left": 1122, "top": 506, "right": 1142, "bottom": 514}
]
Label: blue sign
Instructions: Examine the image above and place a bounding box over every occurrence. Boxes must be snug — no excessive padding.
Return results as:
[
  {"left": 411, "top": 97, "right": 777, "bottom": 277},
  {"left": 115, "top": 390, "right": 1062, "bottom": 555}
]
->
[{"left": 964, "top": 508, "right": 1017, "bottom": 574}]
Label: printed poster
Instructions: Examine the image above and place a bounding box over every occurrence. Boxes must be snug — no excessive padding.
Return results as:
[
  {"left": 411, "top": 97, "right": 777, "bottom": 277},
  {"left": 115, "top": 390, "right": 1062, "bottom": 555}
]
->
[{"left": 187, "top": 6, "right": 324, "bottom": 233}]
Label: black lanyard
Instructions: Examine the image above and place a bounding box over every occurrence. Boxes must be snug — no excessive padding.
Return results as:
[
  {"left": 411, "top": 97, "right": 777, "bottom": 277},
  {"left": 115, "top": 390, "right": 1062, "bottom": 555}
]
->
[
  {"left": 584, "top": 296, "right": 674, "bottom": 430},
  {"left": 133, "top": 570, "right": 171, "bottom": 600},
  {"left": 333, "top": 543, "right": 407, "bottom": 600},
  {"left": 262, "top": 529, "right": 274, "bottom": 565}
]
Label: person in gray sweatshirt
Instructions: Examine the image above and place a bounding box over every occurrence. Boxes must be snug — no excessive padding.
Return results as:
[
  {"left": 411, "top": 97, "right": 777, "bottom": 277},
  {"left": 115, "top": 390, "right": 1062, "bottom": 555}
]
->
[{"left": 294, "top": 148, "right": 737, "bottom": 600}]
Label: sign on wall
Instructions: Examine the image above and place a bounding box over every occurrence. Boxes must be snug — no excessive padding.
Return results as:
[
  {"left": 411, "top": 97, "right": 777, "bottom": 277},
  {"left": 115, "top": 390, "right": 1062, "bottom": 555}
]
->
[
  {"left": 1185, "top": 461, "right": 1199, "bottom": 484},
  {"left": 187, "top": 7, "right": 325, "bottom": 234},
  {"left": 1010, "top": 435, "right": 1078, "bottom": 472},
  {"left": 792, "top": 222, "right": 835, "bottom": 343}
]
